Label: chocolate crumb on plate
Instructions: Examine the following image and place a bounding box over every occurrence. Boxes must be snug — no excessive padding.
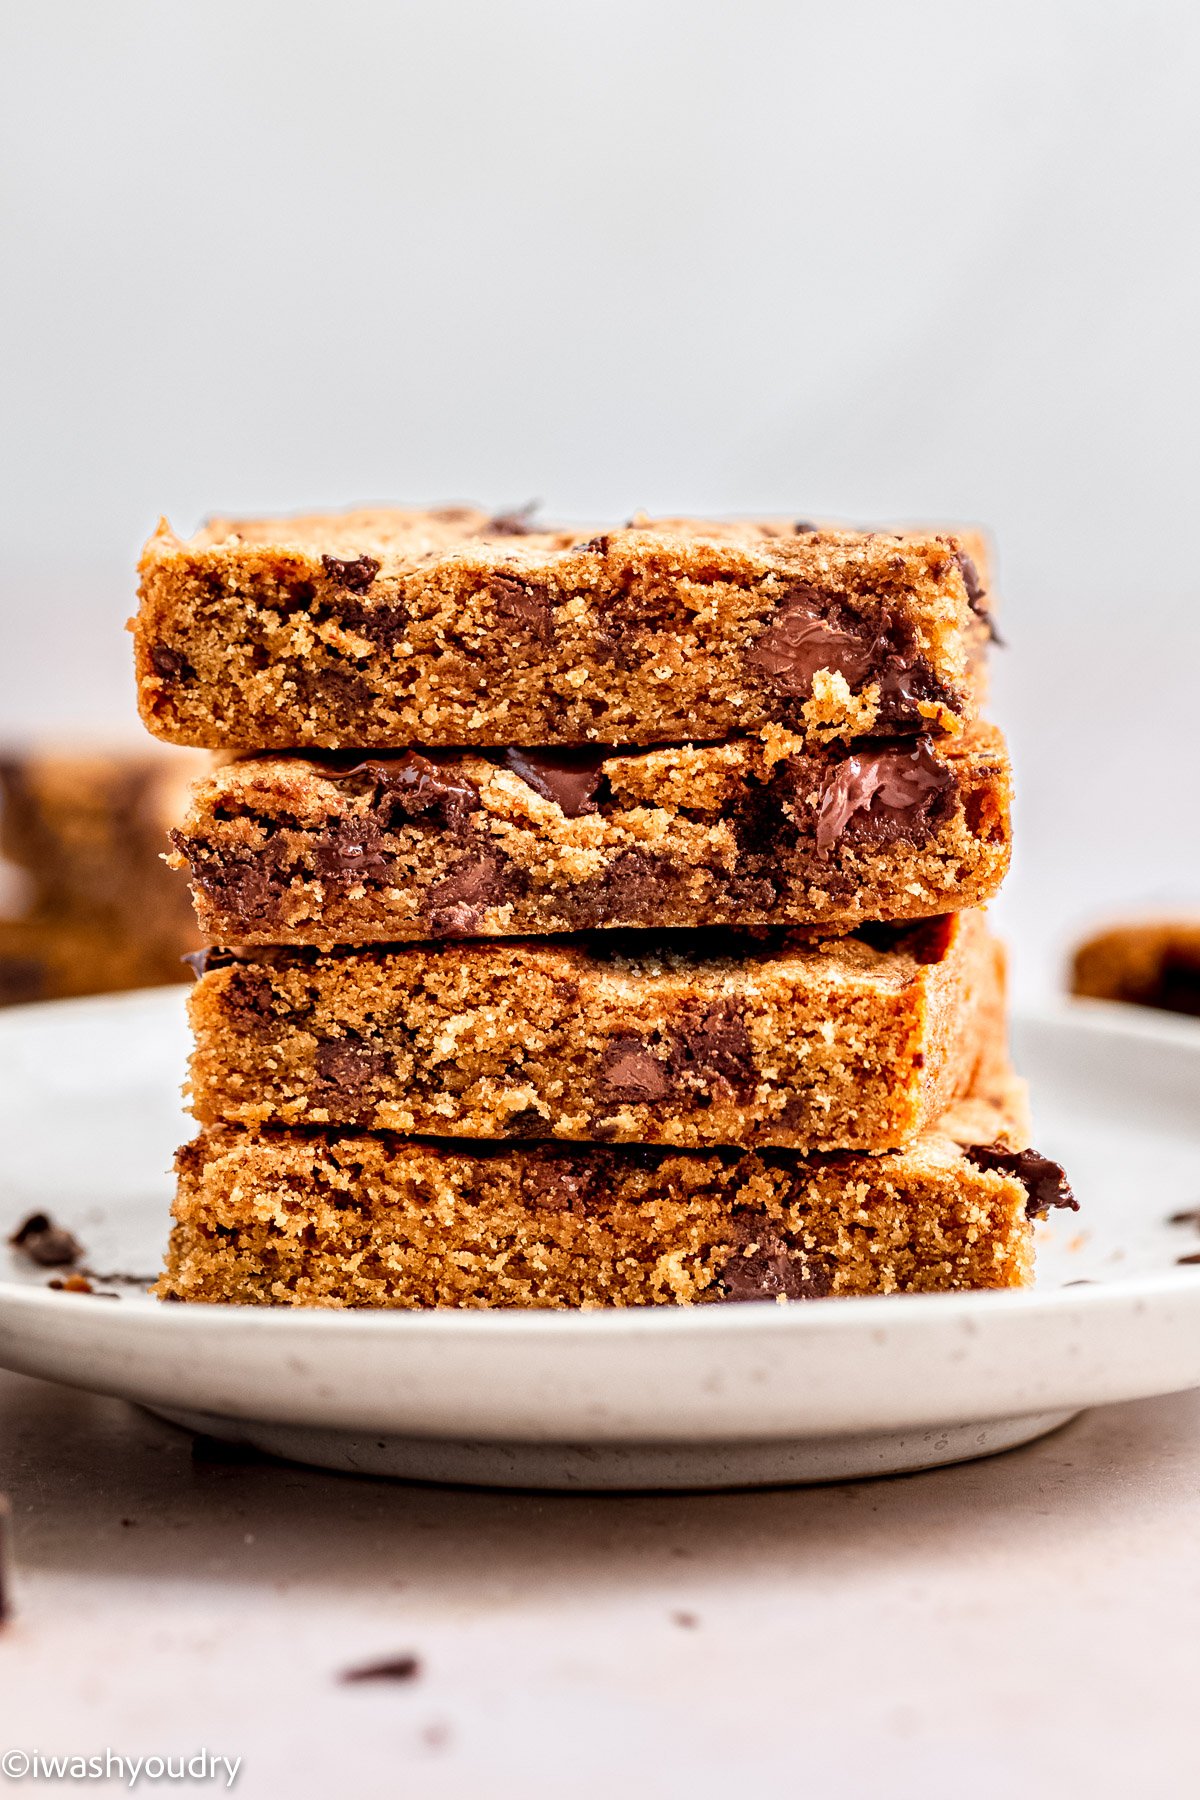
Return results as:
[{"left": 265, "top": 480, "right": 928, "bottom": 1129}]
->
[
  {"left": 340, "top": 1654, "right": 422, "bottom": 1684},
  {"left": 9, "top": 1210, "right": 83, "bottom": 1267},
  {"left": 1176, "top": 1253, "right": 1200, "bottom": 1267}
]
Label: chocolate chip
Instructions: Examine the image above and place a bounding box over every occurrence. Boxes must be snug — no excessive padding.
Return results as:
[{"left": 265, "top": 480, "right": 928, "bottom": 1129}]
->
[
  {"left": 221, "top": 966, "right": 277, "bottom": 1028},
  {"left": 596, "top": 1037, "right": 670, "bottom": 1104},
  {"left": 427, "top": 853, "right": 515, "bottom": 935},
  {"left": 340, "top": 1655, "right": 422, "bottom": 1684},
  {"left": 503, "top": 747, "right": 609, "bottom": 817},
  {"left": 9, "top": 1211, "right": 83, "bottom": 1268},
  {"left": 521, "top": 1157, "right": 602, "bottom": 1213},
  {"left": 1168, "top": 1208, "right": 1200, "bottom": 1226},
  {"left": 718, "top": 1228, "right": 833, "bottom": 1302},
  {"left": 815, "top": 738, "right": 953, "bottom": 854},
  {"left": 313, "top": 1039, "right": 390, "bottom": 1092},
  {"left": 749, "top": 586, "right": 874, "bottom": 695},
  {"left": 314, "top": 818, "right": 386, "bottom": 882},
  {"left": 348, "top": 753, "right": 481, "bottom": 836},
  {"left": 572, "top": 535, "right": 610, "bottom": 555},
  {"left": 484, "top": 502, "right": 539, "bottom": 536},
  {"left": 1176, "top": 1253, "right": 1200, "bottom": 1266},
  {"left": 321, "top": 554, "right": 381, "bottom": 593},
  {"left": 491, "top": 575, "right": 553, "bottom": 638},
  {"left": 149, "top": 643, "right": 193, "bottom": 681},
  {"left": 668, "top": 1005, "right": 756, "bottom": 1098},
  {"left": 596, "top": 850, "right": 677, "bottom": 922},
  {"left": 793, "top": 520, "right": 819, "bottom": 534},
  {"left": 963, "top": 1144, "right": 1078, "bottom": 1218},
  {"left": 1142, "top": 950, "right": 1200, "bottom": 1019}
]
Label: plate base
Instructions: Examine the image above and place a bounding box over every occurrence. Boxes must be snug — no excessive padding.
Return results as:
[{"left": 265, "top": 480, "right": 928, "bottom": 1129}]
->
[{"left": 149, "top": 1405, "right": 1080, "bottom": 1490}]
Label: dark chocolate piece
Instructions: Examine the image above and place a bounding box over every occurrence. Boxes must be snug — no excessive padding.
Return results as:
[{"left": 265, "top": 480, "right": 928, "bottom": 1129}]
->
[
  {"left": 815, "top": 739, "right": 952, "bottom": 853},
  {"left": 668, "top": 1005, "right": 756, "bottom": 1097},
  {"left": 149, "top": 643, "right": 192, "bottom": 680},
  {"left": 347, "top": 753, "right": 481, "bottom": 836},
  {"left": 183, "top": 947, "right": 241, "bottom": 979},
  {"left": 719, "top": 1228, "right": 833, "bottom": 1303},
  {"left": 963, "top": 1144, "right": 1078, "bottom": 1218},
  {"left": 956, "top": 548, "right": 1003, "bottom": 645},
  {"left": 320, "top": 554, "right": 380, "bottom": 593},
  {"left": 340, "top": 1655, "right": 422, "bottom": 1684},
  {"left": 596, "top": 1037, "right": 671, "bottom": 1104},
  {"left": 503, "top": 746, "right": 609, "bottom": 817},
  {"left": 749, "top": 586, "right": 875, "bottom": 694},
  {"left": 1177, "top": 1253, "right": 1200, "bottom": 1266},
  {"left": 491, "top": 575, "right": 553, "bottom": 638},
  {"left": 313, "top": 1039, "right": 392, "bottom": 1092},
  {"left": 9, "top": 1211, "right": 83, "bottom": 1268},
  {"left": 1167, "top": 1208, "right": 1200, "bottom": 1227}
]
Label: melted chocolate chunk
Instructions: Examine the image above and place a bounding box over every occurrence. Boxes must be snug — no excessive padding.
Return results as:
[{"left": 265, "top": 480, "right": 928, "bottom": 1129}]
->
[
  {"left": 427, "top": 853, "right": 516, "bottom": 935},
  {"left": 815, "top": 738, "right": 952, "bottom": 854},
  {"left": 503, "top": 747, "right": 609, "bottom": 817},
  {"left": 320, "top": 554, "right": 380, "bottom": 593},
  {"left": 668, "top": 1005, "right": 756, "bottom": 1098},
  {"left": 718, "top": 1227, "right": 833, "bottom": 1303},
  {"left": 314, "top": 818, "right": 386, "bottom": 882},
  {"left": 749, "top": 585, "right": 875, "bottom": 694},
  {"left": 182, "top": 947, "right": 241, "bottom": 978},
  {"left": 484, "top": 502, "right": 539, "bottom": 536},
  {"left": 346, "top": 753, "right": 481, "bottom": 835},
  {"left": 963, "top": 1144, "right": 1078, "bottom": 1218},
  {"left": 340, "top": 1655, "right": 422, "bottom": 1684},
  {"left": 313, "top": 1039, "right": 391, "bottom": 1092},
  {"left": 149, "top": 643, "right": 193, "bottom": 681},
  {"left": 596, "top": 1037, "right": 670, "bottom": 1104},
  {"left": 491, "top": 575, "right": 553, "bottom": 638},
  {"left": 9, "top": 1211, "right": 83, "bottom": 1268}
]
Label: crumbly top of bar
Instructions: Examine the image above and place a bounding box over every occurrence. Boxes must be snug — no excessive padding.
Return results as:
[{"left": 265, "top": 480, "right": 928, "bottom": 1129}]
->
[{"left": 144, "top": 505, "right": 991, "bottom": 601}]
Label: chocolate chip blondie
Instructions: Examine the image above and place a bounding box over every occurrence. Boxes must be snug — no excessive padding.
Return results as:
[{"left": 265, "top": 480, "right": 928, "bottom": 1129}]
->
[
  {"left": 134, "top": 508, "right": 994, "bottom": 751},
  {"left": 185, "top": 912, "right": 1000, "bottom": 1152},
  {"left": 156, "top": 1041, "right": 1075, "bottom": 1310},
  {"left": 1071, "top": 920, "right": 1200, "bottom": 1018},
  {"left": 169, "top": 725, "right": 1010, "bottom": 945}
]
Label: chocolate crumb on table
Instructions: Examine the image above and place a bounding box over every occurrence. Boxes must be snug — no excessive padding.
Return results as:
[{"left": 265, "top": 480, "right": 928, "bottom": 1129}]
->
[
  {"left": 340, "top": 1655, "right": 422, "bottom": 1684},
  {"left": 8, "top": 1211, "right": 83, "bottom": 1267},
  {"left": 185, "top": 911, "right": 1004, "bottom": 1153},
  {"left": 168, "top": 724, "right": 1011, "bottom": 944},
  {"left": 133, "top": 508, "right": 995, "bottom": 751},
  {"left": 1071, "top": 920, "right": 1200, "bottom": 1018}
]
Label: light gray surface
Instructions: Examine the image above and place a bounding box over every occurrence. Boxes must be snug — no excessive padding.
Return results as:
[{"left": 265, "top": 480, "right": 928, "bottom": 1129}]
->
[
  {"left": 4, "top": 1369, "right": 1200, "bottom": 1798},
  {"left": 3, "top": 2, "right": 1200, "bottom": 999}
]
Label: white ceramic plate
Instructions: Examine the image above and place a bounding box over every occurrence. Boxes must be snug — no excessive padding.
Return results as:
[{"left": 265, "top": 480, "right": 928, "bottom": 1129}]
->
[{"left": 1, "top": 988, "right": 1198, "bottom": 1489}]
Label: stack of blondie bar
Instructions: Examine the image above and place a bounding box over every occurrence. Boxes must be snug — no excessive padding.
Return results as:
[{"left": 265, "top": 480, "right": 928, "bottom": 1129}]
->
[{"left": 133, "top": 506, "right": 1074, "bottom": 1308}]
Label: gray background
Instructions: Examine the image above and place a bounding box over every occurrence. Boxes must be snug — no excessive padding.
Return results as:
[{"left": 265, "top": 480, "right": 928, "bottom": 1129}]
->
[{"left": 3, "top": 0, "right": 1198, "bottom": 999}]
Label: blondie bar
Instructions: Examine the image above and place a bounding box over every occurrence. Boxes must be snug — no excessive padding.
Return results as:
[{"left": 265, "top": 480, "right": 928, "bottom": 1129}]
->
[
  {"left": 156, "top": 1050, "right": 1075, "bottom": 1309},
  {"left": 186, "top": 913, "right": 1000, "bottom": 1152},
  {"left": 170, "top": 725, "right": 1010, "bottom": 943},
  {"left": 134, "top": 508, "right": 993, "bottom": 750}
]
